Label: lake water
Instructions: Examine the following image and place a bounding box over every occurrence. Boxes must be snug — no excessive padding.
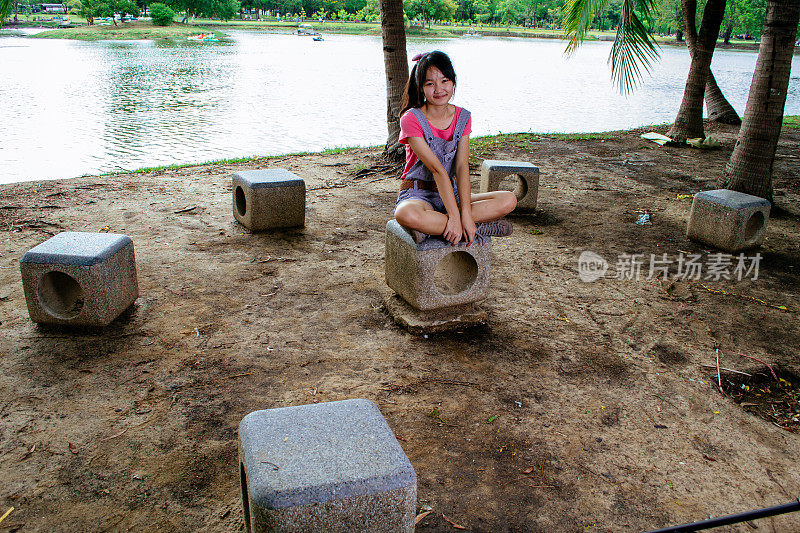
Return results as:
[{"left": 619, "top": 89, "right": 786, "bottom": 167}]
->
[{"left": 1, "top": 29, "right": 798, "bottom": 184}]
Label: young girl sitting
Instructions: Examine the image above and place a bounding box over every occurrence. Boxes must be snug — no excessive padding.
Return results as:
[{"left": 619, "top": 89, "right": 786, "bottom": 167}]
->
[{"left": 394, "top": 51, "right": 517, "bottom": 245}]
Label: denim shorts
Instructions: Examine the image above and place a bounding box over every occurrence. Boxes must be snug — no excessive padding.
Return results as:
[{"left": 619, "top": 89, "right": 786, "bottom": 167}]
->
[{"left": 395, "top": 181, "right": 459, "bottom": 213}]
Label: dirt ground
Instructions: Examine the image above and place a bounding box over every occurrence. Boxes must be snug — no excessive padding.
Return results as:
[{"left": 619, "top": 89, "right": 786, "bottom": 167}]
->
[{"left": 1, "top": 121, "right": 800, "bottom": 532}]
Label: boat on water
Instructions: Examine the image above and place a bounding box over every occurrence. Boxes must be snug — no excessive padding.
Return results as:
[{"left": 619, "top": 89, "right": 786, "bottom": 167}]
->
[
  {"left": 296, "top": 24, "right": 317, "bottom": 35},
  {"left": 187, "top": 33, "right": 219, "bottom": 42},
  {"left": 313, "top": 36, "right": 324, "bottom": 41}
]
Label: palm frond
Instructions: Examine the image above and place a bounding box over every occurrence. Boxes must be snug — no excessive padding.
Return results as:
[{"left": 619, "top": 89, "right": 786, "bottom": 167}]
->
[
  {"left": 563, "top": 0, "right": 608, "bottom": 55},
  {"left": 563, "top": 0, "right": 661, "bottom": 93},
  {"left": 609, "top": 0, "right": 661, "bottom": 93},
  {"left": 1, "top": 0, "right": 10, "bottom": 23}
]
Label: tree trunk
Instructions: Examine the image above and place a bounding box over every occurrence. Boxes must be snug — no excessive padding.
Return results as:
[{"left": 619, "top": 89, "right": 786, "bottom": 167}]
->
[
  {"left": 666, "top": 0, "right": 726, "bottom": 143},
  {"left": 379, "top": 0, "right": 409, "bottom": 161},
  {"left": 682, "top": 6, "right": 742, "bottom": 126},
  {"left": 722, "top": 23, "right": 732, "bottom": 44},
  {"left": 705, "top": 70, "right": 742, "bottom": 124},
  {"left": 720, "top": 0, "right": 800, "bottom": 202}
]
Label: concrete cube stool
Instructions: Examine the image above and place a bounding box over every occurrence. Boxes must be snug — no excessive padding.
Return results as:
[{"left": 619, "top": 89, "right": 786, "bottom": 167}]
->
[
  {"left": 480, "top": 159, "right": 539, "bottom": 211},
  {"left": 686, "top": 189, "right": 771, "bottom": 252},
  {"left": 385, "top": 219, "right": 491, "bottom": 311},
  {"left": 19, "top": 232, "right": 139, "bottom": 326},
  {"left": 238, "top": 399, "right": 417, "bottom": 533},
  {"left": 233, "top": 169, "right": 305, "bottom": 231}
]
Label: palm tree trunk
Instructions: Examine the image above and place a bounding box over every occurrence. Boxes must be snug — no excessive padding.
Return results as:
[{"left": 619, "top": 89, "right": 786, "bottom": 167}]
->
[
  {"left": 721, "top": 0, "right": 800, "bottom": 202},
  {"left": 682, "top": 5, "right": 741, "bottom": 125},
  {"left": 705, "top": 70, "right": 741, "bottom": 124},
  {"left": 379, "top": 0, "right": 409, "bottom": 161},
  {"left": 666, "top": 0, "right": 727, "bottom": 143}
]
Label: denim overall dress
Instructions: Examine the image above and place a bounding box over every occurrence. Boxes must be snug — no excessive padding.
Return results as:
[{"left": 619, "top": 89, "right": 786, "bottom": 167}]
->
[{"left": 396, "top": 107, "right": 472, "bottom": 213}]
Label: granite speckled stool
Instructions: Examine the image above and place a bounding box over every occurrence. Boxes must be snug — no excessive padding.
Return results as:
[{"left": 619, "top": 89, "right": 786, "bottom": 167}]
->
[
  {"left": 686, "top": 189, "right": 771, "bottom": 252},
  {"left": 384, "top": 219, "right": 490, "bottom": 311},
  {"left": 233, "top": 169, "right": 306, "bottom": 231},
  {"left": 238, "top": 399, "right": 417, "bottom": 533},
  {"left": 480, "top": 159, "right": 539, "bottom": 211},
  {"left": 19, "top": 232, "right": 139, "bottom": 326}
]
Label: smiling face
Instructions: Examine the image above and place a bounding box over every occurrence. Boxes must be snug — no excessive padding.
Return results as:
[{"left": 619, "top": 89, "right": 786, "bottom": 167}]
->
[{"left": 422, "top": 66, "right": 454, "bottom": 106}]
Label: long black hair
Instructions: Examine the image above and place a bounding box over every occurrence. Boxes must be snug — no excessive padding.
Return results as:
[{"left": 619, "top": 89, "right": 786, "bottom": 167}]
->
[{"left": 399, "top": 51, "right": 457, "bottom": 116}]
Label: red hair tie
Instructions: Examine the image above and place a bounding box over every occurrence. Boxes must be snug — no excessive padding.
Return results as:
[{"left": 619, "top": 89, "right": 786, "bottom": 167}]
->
[{"left": 412, "top": 53, "right": 426, "bottom": 62}]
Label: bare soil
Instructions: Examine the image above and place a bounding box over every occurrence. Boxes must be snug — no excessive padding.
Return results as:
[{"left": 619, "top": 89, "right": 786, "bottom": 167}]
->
[{"left": 1, "top": 121, "right": 800, "bottom": 532}]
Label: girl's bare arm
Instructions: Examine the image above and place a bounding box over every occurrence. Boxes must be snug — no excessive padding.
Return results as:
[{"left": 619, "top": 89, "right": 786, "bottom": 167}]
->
[
  {"left": 407, "top": 136, "right": 463, "bottom": 243},
  {"left": 453, "top": 135, "right": 476, "bottom": 244}
]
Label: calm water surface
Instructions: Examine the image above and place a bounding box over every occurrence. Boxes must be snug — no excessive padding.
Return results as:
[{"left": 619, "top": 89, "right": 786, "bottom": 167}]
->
[{"left": 1, "top": 29, "right": 798, "bottom": 184}]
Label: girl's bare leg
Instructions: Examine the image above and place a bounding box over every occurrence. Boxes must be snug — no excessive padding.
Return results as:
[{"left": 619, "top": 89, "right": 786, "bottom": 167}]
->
[
  {"left": 469, "top": 191, "right": 517, "bottom": 223},
  {"left": 394, "top": 200, "right": 448, "bottom": 235}
]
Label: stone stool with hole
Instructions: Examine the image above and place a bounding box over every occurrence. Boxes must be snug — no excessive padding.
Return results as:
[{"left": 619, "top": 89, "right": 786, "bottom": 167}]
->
[
  {"left": 383, "top": 220, "right": 491, "bottom": 333},
  {"left": 480, "top": 159, "right": 539, "bottom": 212},
  {"left": 19, "top": 232, "right": 139, "bottom": 326},
  {"left": 233, "top": 169, "right": 305, "bottom": 231},
  {"left": 686, "top": 189, "right": 771, "bottom": 252},
  {"left": 385, "top": 220, "right": 490, "bottom": 311},
  {"left": 238, "top": 399, "right": 417, "bottom": 533}
]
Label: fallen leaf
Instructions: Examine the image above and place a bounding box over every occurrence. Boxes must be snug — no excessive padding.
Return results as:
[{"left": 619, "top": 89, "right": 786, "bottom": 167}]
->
[
  {"left": 68, "top": 442, "right": 79, "bottom": 454},
  {"left": 703, "top": 454, "right": 717, "bottom": 462},
  {"left": 442, "top": 513, "right": 467, "bottom": 530},
  {"left": 522, "top": 467, "right": 534, "bottom": 474},
  {"left": 414, "top": 510, "right": 432, "bottom": 525}
]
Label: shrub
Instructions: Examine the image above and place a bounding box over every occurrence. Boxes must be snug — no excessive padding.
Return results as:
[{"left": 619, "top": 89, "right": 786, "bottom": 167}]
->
[{"left": 150, "top": 3, "right": 174, "bottom": 26}]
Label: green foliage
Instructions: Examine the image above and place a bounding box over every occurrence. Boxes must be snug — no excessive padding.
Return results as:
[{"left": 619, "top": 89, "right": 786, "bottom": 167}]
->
[
  {"left": 356, "top": 0, "right": 379, "bottom": 19},
  {"left": 495, "top": 0, "right": 555, "bottom": 25},
  {"left": 167, "top": 0, "right": 240, "bottom": 21},
  {"left": 78, "top": 0, "right": 139, "bottom": 23},
  {"left": 149, "top": 2, "right": 175, "bottom": 24},
  {"left": 726, "top": 0, "right": 766, "bottom": 39},
  {"left": 783, "top": 116, "right": 800, "bottom": 130},
  {"left": 117, "top": 0, "right": 140, "bottom": 17},
  {"left": 472, "top": 0, "right": 492, "bottom": 21},
  {"left": 404, "top": 0, "right": 458, "bottom": 23},
  {"left": 80, "top": 0, "right": 113, "bottom": 22}
]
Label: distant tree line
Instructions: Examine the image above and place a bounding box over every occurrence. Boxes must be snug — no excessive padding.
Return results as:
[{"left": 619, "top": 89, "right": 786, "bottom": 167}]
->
[
  {"left": 233, "top": 0, "right": 790, "bottom": 41},
  {"left": 3, "top": 0, "right": 792, "bottom": 38}
]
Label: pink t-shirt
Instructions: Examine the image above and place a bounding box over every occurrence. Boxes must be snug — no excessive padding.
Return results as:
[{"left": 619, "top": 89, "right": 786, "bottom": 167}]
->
[{"left": 398, "top": 106, "right": 472, "bottom": 180}]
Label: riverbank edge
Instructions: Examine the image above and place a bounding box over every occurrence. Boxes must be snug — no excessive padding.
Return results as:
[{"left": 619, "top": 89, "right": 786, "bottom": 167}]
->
[
  {"left": 6, "top": 18, "right": 785, "bottom": 51},
  {"left": 16, "top": 118, "right": 790, "bottom": 185}
]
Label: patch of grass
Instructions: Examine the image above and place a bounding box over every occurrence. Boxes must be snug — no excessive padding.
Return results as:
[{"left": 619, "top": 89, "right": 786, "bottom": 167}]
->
[
  {"left": 32, "top": 21, "right": 225, "bottom": 41},
  {"left": 120, "top": 153, "right": 302, "bottom": 175},
  {"left": 783, "top": 116, "right": 800, "bottom": 130},
  {"left": 544, "top": 132, "right": 616, "bottom": 140},
  {"left": 321, "top": 145, "right": 365, "bottom": 155}
]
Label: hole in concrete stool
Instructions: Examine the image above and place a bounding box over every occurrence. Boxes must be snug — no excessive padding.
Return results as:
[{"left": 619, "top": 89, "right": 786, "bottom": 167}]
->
[
  {"left": 37, "top": 271, "right": 85, "bottom": 319},
  {"left": 240, "top": 462, "right": 251, "bottom": 533},
  {"left": 745, "top": 211, "right": 765, "bottom": 244},
  {"left": 235, "top": 186, "right": 247, "bottom": 217},
  {"left": 498, "top": 174, "right": 528, "bottom": 201},
  {"left": 434, "top": 251, "right": 478, "bottom": 295}
]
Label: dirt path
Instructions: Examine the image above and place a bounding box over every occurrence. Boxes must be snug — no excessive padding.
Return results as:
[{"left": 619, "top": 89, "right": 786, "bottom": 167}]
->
[{"left": 1, "top": 122, "right": 799, "bottom": 532}]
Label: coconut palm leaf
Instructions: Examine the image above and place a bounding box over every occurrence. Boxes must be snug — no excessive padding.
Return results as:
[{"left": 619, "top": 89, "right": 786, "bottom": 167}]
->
[
  {"left": 1, "top": 0, "right": 10, "bottom": 22},
  {"left": 564, "top": 0, "right": 661, "bottom": 93}
]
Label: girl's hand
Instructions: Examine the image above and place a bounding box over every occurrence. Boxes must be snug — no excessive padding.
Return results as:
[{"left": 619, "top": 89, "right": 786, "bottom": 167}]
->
[
  {"left": 443, "top": 214, "right": 463, "bottom": 245},
  {"left": 461, "top": 211, "right": 477, "bottom": 245}
]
